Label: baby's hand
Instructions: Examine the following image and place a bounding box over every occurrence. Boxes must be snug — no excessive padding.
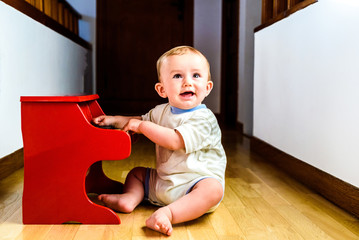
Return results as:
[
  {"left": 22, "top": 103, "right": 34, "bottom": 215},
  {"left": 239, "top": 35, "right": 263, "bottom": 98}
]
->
[
  {"left": 92, "top": 115, "right": 115, "bottom": 127},
  {"left": 123, "top": 119, "right": 142, "bottom": 133}
]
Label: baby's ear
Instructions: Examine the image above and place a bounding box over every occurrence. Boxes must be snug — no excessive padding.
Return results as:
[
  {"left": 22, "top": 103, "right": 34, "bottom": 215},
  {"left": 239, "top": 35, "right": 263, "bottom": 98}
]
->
[
  {"left": 206, "top": 80, "right": 214, "bottom": 96},
  {"left": 155, "top": 82, "right": 167, "bottom": 98}
]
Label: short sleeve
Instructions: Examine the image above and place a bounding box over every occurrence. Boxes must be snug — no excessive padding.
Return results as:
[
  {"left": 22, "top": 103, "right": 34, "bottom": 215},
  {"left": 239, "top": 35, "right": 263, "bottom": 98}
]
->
[
  {"left": 175, "top": 116, "right": 213, "bottom": 153},
  {"left": 141, "top": 104, "right": 170, "bottom": 123}
]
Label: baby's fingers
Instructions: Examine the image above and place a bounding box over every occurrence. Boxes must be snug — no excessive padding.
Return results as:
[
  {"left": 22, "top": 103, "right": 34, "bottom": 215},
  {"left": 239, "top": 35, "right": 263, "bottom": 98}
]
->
[{"left": 93, "top": 115, "right": 106, "bottom": 125}]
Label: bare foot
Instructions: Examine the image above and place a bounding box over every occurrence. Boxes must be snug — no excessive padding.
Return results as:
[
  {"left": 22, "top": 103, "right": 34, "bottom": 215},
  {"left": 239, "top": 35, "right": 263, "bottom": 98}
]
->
[
  {"left": 145, "top": 206, "right": 173, "bottom": 236},
  {"left": 98, "top": 193, "right": 137, "bottom": 213}
]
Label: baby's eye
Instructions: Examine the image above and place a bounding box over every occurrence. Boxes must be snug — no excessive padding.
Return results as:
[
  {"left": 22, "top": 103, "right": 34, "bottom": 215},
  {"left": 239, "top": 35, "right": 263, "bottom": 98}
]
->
[
  {"left": 173, "top": 74, "right": 182, "bottom": 79},
  {"left": 193, "top": 73, "right": 200, "bottom": 78}
]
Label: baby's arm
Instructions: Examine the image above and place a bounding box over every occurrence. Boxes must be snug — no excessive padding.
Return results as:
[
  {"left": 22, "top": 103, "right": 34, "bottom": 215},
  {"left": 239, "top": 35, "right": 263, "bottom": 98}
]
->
[
  {"left": 93, "top": 115, "right": 141, "bottom": 129},
  {"left": 124, "top": 119, "right": 185, "bottom": 151}
]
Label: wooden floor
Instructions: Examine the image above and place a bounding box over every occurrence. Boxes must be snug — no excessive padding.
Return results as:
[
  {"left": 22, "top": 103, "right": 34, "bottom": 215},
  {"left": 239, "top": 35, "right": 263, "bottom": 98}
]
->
[{"left": 1, "top": 130, "right": 359, "bottom": 239}]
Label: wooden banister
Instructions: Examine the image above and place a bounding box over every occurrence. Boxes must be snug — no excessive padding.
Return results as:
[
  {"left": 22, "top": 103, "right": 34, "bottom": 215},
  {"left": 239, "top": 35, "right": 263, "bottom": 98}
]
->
[
  {"left": 1, "top": 0, "right": 90, "bottom": 49},
  {"left": 256, "top": 0, "right": 318, "bottom": 32}
]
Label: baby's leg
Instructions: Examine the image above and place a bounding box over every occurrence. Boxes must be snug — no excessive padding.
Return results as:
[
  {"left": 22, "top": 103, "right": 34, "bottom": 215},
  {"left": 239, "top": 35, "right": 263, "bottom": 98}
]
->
[
  {"left": 98, "top": 167, "right": 146, "bottom": 213},
  {"left": 146, "top": 178, "right": 223, "bottom": 235}
]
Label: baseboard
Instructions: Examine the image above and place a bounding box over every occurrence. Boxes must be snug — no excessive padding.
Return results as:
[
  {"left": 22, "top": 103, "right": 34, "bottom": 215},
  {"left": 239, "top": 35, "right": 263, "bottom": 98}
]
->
[
  {"left": 0, "top": 148, "right": 24, "bottom": 181},
  {"left": 235, "top": 121, "right": 243, "bottom": 134},
  {"left": 250, "top": 137, "right": 359, "bottom": 219}
]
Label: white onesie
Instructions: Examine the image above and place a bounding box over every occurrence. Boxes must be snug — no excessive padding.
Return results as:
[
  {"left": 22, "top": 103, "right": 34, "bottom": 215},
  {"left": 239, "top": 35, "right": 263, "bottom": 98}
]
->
[{"left": 141, "top": 103, "right": 227, "bottom": 210}]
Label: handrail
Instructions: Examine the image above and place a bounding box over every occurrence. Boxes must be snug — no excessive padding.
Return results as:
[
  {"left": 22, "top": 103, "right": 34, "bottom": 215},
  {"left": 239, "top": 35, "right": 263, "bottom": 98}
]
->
[
  {"left": 1, "top": 0, "right": 91, "bottom": 49},
  {"left": 255, "top": 0, "right": 318, "bottom": 32}
]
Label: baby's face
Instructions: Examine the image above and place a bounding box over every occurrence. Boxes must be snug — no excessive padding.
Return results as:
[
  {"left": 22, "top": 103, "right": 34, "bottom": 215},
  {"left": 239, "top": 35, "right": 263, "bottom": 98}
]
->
[{"left": 156, "top": 52, "right": 213, "bottom": 110}]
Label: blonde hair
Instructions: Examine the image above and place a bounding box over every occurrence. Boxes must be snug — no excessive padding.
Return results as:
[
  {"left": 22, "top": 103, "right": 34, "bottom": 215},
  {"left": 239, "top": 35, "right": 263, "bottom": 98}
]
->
[{"left": 156, "top": 46, "right": 211, "bottom": 82}]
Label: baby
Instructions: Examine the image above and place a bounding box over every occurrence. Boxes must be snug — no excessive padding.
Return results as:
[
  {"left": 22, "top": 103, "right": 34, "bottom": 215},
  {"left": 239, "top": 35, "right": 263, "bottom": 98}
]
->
[{"left": 93, "top": 46, "right": 226, "bottom": 235}]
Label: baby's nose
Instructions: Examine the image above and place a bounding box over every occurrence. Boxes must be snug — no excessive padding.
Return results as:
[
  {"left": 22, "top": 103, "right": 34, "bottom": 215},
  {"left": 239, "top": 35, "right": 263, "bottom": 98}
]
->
[{"left": 183, "top": 76, "right": 193, "bottom": 86}]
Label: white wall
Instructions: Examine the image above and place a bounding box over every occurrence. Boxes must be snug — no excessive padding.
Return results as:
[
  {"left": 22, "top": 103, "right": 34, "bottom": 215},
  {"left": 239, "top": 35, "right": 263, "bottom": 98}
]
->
[
  {"left": 194, "top": 0, "right": 222, "bottom": 114},
  {"left": 0, "top": 2, "right": 89, "bottom": 158},
  {"left": 67, "top": 0, "right": 96, "bottom": 93},
  {"left": 238, "top": 0, "right": 262, "bottom": 134},
  {"left": 253, "top": 0, "right": 359, "bottom": 187}
]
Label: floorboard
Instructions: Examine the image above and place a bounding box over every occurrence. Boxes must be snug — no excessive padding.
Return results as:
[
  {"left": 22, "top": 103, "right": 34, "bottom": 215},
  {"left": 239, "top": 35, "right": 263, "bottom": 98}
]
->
[{"left": 0, "top": 131, "right": 358, "bottom": 239}]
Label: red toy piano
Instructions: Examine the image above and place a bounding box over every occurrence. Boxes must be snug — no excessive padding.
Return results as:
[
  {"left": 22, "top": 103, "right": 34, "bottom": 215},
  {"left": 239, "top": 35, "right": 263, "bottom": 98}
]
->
[{"left": 20, "top": 94, "right": 131, "bottom": 224}]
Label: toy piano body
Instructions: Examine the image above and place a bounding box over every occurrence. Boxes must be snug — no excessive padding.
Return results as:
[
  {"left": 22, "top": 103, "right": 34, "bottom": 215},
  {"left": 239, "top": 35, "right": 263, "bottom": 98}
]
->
[{"left": 20, "top": 94, "right": 130, "bottom": 224}]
